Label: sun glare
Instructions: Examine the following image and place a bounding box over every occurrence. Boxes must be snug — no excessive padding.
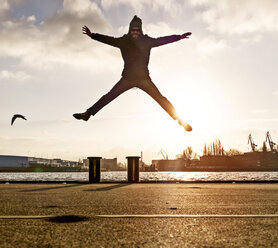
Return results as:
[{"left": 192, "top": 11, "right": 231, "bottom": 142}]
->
[
  {"left": 172, "top": 90, "right": 212, "bottom": 131},
  {"left": 169, "top": 75, "right": 233, "bottom": 134}
]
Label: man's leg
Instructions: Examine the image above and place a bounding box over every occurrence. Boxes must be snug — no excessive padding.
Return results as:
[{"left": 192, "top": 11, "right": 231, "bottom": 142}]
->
[
  {"left": 138, "top": 79, "right": 192, "bottom": 131},
  {"left": 73, "top": 78, "right": 133, "bottom": 121}
]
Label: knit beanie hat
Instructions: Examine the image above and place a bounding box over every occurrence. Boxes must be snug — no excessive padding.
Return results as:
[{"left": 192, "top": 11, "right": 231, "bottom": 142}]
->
[{"left": 128, "top": 15, "right": 143, "bottom": 34}]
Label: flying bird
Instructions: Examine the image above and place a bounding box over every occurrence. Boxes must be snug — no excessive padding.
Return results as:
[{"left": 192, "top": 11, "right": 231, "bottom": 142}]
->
[{"left": 11, "top": 114, "right": 27, "bottom": 125}]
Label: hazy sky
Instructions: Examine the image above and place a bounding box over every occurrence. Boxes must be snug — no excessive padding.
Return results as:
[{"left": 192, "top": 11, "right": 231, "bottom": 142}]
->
[{"left": 1, "top": 0, "right": 278, "bottom": 163}]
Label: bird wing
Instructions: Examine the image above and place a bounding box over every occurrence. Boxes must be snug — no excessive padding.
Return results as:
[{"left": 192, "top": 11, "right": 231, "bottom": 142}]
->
[
  {"left": 11, "top": 116, "right": 16, "bottom": 125},
  {"left": 11, "top": 114, "right": 27, "bottom": 125}
]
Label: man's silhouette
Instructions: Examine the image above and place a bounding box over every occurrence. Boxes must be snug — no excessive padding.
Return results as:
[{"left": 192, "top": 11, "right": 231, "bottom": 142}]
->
[{"left": 73, "top": 16, "right": 192, "bottom": 131}]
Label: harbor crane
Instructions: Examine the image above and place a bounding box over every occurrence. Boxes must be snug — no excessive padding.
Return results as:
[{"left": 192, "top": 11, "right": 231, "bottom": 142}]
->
[
  {"left": 158, "top": 149, "right": 168, "bottom": 160},
  {"left": 266, "top": 131, "right": 276, "bottom": 152},
  {"left": 248, "top": 134, "right": 257, "bottom": 152}
]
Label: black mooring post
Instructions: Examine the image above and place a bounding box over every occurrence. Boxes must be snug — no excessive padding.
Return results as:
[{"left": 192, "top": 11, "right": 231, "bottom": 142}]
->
[
  {"left": 126, "top": 156, "right": 140, "bottom": 183},
  {"left": 87, "top": 157, "right": 102, "bottom": 183}
]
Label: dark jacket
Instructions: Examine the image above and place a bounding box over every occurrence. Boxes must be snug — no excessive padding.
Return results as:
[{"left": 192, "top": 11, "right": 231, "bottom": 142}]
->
[{"left": 91, "top": 33, "right": 182, "bottom": 80}]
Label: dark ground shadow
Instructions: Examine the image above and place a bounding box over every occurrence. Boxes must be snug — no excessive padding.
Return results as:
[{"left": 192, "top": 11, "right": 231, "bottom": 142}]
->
[
  {"left": 41, "top": 205, "right": 63, "bottom": 209},
  {"left": 84, "top": 183, "right": 131, "bottom": 192},
  {"left": 19, "top": 184, "right": 84, "bottom": 192},
  {"left": 46, "top": 215, "right": 90, "bottom": 223}
]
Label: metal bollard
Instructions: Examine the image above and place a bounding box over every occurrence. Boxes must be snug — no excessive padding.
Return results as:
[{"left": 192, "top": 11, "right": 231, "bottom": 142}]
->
[
  {"left": 87, "top": 157, "right": 102, "bottom": 183},
  {"left": 126, "top": 156, "right": 140, "bottom": 182}
]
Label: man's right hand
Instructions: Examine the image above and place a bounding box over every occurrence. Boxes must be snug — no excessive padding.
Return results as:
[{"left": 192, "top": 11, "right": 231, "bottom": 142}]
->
[{"left": 82, "top": 25, "right": 92, "bottom": 37}]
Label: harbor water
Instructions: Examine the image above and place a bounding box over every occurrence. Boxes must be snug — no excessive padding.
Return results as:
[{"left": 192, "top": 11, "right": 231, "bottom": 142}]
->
[{"left": 1, "top": 171, "right": 278, "bottom": 182}]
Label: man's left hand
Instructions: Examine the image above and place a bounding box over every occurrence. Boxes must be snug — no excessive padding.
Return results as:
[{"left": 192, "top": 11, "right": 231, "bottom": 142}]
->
[{"left": 181, "top": 32, "right": 192, "bottom": 39}]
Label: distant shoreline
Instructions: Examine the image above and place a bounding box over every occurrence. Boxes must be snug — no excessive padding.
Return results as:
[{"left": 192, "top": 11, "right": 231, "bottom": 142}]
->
[{"left": 0, "top": 166, "right": 87, "bottom": 173}]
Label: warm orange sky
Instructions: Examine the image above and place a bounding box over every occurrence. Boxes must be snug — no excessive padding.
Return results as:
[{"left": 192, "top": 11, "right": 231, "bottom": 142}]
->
[{"left": 1, "top": 0, "right": 278, "bottom": 163}]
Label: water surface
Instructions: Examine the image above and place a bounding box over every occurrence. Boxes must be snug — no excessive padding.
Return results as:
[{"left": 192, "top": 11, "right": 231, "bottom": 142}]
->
[{"left": 1, "top": 171, "right": 278, "bottom": 182}]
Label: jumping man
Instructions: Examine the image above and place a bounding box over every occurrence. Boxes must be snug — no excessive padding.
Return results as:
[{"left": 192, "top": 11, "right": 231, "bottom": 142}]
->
[{"left": 73, "top": 16, "right": 192, "bottom": 131}]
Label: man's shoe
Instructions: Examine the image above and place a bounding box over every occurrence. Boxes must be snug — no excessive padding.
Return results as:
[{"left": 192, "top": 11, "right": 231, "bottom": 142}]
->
[
  {"left": 183, "top": 123, "right": 192, "bottom": 132},
  {"left": 177, "top": 118, "right": 192, "bottom": 132},
  {"left": 73, "top": 112, "right": 90, "bottom": 121}
]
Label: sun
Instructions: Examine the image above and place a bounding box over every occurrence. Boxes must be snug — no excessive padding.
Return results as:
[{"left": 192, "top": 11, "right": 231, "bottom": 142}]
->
[
  {"left": 172, "top": 90, "right": 212, "bottom": 132},
  {"left": 169, "top": 76, "right": 233, "bottom": 134}
]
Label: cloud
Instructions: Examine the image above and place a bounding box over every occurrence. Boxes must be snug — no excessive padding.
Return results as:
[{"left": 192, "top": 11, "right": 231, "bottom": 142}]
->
[
  {"left": 188, "top": 0, "right": 278, "bottom": 35},
  {"left": 0, "top": 0, "right": 232, "bottom": 71},
  {"left": 144, "top": 21, "right": 183, "bottom": 36},
  {"left": 101, "top": 0, "right": 182, "bottom": 17},
  {"left": 0, "top": 0, "right": 10, "bottom": 17},
  {"left": 0, "top": 0, "right": 25, "bottom": 21},
  {"left": 0, "top": 0, "right": 116, "bottom": 69},
  {"left": 0, "top": 0, "right": 13, "bottom": 21},
  {"left": 0, "top": 70, "right": 31, "bottom": 81},
  {"left": 197, "top": 36, "right": 228, "bottom": 54}
]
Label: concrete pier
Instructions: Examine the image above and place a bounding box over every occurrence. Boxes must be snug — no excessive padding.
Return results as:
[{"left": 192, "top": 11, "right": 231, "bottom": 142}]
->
[{"left": 0, "top": 183, "right": 277, "bottom": 247}]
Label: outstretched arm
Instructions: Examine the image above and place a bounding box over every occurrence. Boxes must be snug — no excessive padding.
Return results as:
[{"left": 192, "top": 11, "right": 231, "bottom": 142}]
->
[
  {"left": 82, "top": 25, "right": 122, "bottom": 48},
  {"left": 152, "top": 32, "right": 192, "bottom": 47}
]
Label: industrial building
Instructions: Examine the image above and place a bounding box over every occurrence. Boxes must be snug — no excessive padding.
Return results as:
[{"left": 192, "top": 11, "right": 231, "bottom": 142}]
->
[
  {"left": 83, "top": 158, "right": 118, "bottom": 171},
  {"left": 152, "top": 158, "right": 186, "bottom": 171},
  {"left": 0, "top": 155, "right": 79, "bottom": 168},
  {"left": 0, "top": 155, "right": 29, "bottom": 168}
]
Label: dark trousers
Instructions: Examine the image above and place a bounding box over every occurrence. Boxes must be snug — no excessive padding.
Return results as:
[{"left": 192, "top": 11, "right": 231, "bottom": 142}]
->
[{"left": 87, "top": 77, "right": 178, "bottom": 120}]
